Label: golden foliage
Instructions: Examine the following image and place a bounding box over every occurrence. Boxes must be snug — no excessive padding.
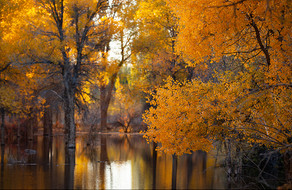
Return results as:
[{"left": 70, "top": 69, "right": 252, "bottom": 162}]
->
[
  {"left": 144, "top": 67, "right": 291, "bottom": 155},
  {"left": 143, "top": 78, "right": 214, "bottom": 156},
  {"left": 166, "top": 0, "right": 291, "bottom": 65},
  {"left": 142, "top": 0, "right": 291, "bottom": 155}
]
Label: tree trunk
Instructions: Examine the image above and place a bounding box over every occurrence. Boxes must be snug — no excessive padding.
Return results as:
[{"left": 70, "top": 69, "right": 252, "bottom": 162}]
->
[
  {"left": 17, "top": 118, "right": 20, "bottom": 138},
  {"left": 225, "top": 139, "right": 232, "bottom": 179},
  {"left": 64, "top": 80, "right": 76, "bottom": 149},
  {"left": 43, "top": 105, "right": 53, "bottom": 137},
  {"left": 27, "top": 114, "right": 35, "bottom": 141},
  {"left": 100, "top": 71, "right": 120, "bottom": 132},
  {"left": 100, "top": 85, "right": 109, "bottom": 131},
  {"left": 55, "top": 105, "right": 60, "bottom": 126},
  {"left": 1, "top": 108, "right": 4, "bottom": 146}
]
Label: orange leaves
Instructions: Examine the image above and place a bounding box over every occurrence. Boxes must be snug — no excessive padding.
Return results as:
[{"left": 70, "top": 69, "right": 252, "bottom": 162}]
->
[
  {"left": 165, "top": 0, "right": 291, "bottom": 68},
  {"left": 143, "top": 78, "right": 215, "bottom": 155},
  {"left": 144, "top": 64, "right": 292, "bottom": 155}
]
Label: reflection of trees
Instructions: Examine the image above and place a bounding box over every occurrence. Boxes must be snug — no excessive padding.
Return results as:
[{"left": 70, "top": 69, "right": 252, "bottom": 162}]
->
[
  {"left": 80, "top": 134, "right": 162, "bottom": 189},
  {"left": 152, "top": 142, "right": 157, "bottom": 189},
  {"left": 43, "top": 105, "right": 53, "bottom": 137},
  {"left": 64, "top": 148, "right": 75, "bottom": 189},
  {"left": 172, "top": 154, "right": 177, "bottom": 189},
  {"left": 108, "top": 134, "right": 152, "bottom": 162},
  {"left": 97, "top": 134, "right": 154, "bottom": 189},
  {"left": 1, "top": 145, "right": 4, "bottom": 166},
  {"left": 42, "top": 137, "right": 52, "bottom": 166},
  {"left": 99, "top": 135, "right": 109, "bottom": 189},
  {"left": 186, "top": 153, "right": 193, "bottom": 188},
  {"left": 80, "top": 134, "right": 110, "bottom": 189},
  {"left": 1, "top": 145, "right": 4, "bottom": 189},
  {"left": 84, "top": 144, "right": 99, "bottom": 163},
  {"left": 42, "top": 137, "right": 53, "bottom": 188}
]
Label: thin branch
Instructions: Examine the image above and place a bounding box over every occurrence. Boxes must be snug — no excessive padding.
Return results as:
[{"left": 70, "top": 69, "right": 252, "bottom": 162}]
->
[
  {"left": 0, "top": 62, "right": 12, "bottom": 73},
  {"left": 249, "top": 16, "right": 271, "bottom": 66}
]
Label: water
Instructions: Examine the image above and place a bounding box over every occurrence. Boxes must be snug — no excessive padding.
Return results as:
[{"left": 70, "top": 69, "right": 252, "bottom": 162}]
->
[{"left": 0, "top": 134, "right": 227, "bottom": 189}]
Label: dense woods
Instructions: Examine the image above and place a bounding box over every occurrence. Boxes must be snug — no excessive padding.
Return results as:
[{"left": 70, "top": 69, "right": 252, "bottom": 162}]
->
[{"left": 0, "top": 0, "right": 291, "bottom": 188}]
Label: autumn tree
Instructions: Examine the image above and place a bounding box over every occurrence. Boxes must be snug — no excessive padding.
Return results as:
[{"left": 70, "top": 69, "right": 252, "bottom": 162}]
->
[
  {"left": 131, "top": 0, "right": 198, "bottom": 124},
  {"left": 111, "top": 69, "right": 144, "bottom": 132},
  {"left": 143, "top": 1, "right": 291, "bottom": 183},
  {"left": 96, "top": 0, "right": 138, "bottom": 129},
  {"left": 0, "top": 0, "right": 32, "bottom": 144},
  {"left": 143, "top": 78, "right": 215, "bottom": 155},
  {"left": 9, "top": 0, "right": 120, "bottom": 148}
]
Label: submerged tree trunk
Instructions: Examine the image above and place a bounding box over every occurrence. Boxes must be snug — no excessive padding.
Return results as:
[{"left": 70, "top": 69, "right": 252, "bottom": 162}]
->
[{"left": 1, "top": 108, "right": 4, "bottom": 146}]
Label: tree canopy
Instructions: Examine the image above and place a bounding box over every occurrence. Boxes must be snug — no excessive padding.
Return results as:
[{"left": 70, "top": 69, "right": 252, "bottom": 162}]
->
[{"left": 143, "top": 0, "right": 292, "bottom": 155}]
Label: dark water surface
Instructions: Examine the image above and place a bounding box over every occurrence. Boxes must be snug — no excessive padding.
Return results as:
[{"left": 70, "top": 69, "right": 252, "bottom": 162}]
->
[{"left": 0, "top": 134, "right": 227, "bottom": 189}]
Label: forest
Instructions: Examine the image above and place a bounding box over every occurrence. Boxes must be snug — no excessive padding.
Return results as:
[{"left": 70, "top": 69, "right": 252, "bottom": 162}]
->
[{"left": 0, "top": 0, "right": 291, "bottom": 189}]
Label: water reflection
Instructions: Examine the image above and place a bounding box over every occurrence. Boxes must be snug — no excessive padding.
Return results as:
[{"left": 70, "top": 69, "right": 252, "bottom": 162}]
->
[
  {"left": 1, "top": 145, "right": 4, "bottom": 189},
  {"left": 65, "top": 148, "right": 75, "bottom": 189},
  {"left": 0, "top": 134, "right": 227, "bottom": 189}
]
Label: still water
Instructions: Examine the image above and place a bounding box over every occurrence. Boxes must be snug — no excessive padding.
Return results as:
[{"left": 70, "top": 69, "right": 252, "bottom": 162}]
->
[{"left": 0, "top": 134, "right": 227, "bottom": 189}]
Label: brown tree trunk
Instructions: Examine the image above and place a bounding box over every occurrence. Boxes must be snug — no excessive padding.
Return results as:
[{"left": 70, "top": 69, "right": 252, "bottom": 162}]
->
[
  {"left": 43, "top": 105, "right": 53, "bottom": 137},
  {"left": 1, "top": 108, "right": 5, "bottom": 146},
  {"left": 64, "top": 83, "right": 76, "bottom": 149},
  {"left": 55, "top": 105, "right": 60, "bottom": 126},
  {"left": 28, "top": 114, "right": 35, "bottom": 141},
  {"left": 100, "top": 85, "right": 108, "bottom": 131},
  {"left": 225, "top": 139, "right": 232, "bottom": 179},
  {"left": 17, "top": 118, "right": 20, "bottom": 138}
]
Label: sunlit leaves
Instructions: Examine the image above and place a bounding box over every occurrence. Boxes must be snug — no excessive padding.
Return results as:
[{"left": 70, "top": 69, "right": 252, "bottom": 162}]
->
[
  {"left": 144, "top": 65, "right": 291, "bottom": 155},
  {"left": 166, "top": 0, "right": 292, "bottom": 68},
  {"left": 143, "top": 78, "right": 215, "bottom": 155},
  {"left": 141, "top": 0, "right": 292, "bottom": 155}
]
